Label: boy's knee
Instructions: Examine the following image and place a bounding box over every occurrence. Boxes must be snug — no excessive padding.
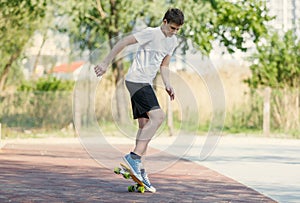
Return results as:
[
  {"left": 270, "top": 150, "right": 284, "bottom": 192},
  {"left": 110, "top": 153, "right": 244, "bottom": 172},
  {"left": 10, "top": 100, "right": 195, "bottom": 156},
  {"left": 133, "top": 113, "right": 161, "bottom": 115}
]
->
[
  {"left": 151, "top": 109, "right": 165, "bottom": 125},
  {"left": 158, "top": 111, "right": 165, "bottom": 124}
]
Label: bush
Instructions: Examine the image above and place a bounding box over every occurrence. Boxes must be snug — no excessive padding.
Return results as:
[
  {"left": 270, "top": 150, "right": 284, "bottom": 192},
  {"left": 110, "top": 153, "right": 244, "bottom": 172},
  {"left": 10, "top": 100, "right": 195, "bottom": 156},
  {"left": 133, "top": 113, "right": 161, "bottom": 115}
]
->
[
  {"left": 0, "top": 77, "right": 74, "bottom": 130},
  {"left": 18, "top": 76, "right": 74, "bottom": 92}
]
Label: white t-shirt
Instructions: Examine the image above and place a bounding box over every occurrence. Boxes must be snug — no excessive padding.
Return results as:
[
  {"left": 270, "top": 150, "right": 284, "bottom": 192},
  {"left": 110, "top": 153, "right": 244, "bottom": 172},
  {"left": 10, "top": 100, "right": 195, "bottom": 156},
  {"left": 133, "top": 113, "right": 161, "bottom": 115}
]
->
[{"left": 125, "top": 27, "right": 178, "bottom": 84}]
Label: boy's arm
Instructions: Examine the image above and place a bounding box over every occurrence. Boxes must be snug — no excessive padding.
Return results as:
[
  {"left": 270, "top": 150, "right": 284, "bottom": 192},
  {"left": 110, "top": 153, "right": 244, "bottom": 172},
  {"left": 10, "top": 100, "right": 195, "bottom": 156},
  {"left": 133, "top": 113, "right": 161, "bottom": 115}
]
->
[
  {"left": 160, "top": 55, "right": 175, "bottom": 100},
  {"left": 94, "top": 35, "right": 137, "bottom": 77}
]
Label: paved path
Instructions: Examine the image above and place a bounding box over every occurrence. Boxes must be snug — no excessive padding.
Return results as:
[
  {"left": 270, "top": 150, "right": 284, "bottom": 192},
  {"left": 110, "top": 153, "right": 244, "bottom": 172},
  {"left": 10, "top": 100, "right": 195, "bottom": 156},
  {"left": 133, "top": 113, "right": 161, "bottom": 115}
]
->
[
  {"left": 0, "top": 138, "right": 275, "bottom": 203},
  {"left": 151, "top": 135, "right": 300, "bottom": 203},
  {"left": 194, "top": 136, "right": 300, "bottom": 203}
]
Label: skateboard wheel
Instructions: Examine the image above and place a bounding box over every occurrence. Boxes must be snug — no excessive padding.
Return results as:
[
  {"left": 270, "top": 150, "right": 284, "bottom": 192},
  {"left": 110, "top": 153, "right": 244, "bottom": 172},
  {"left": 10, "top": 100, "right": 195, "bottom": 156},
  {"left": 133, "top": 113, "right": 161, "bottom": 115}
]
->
[
  {"left": 128, "top": 185, "right": 135, "bottom": 192},
  {"left": 114, "top": 167, "right": 121, "bottom": 174},
  {"left": 137, "top": 186, "right": 145, "bottom": 193},
  {"left": 134, "top": 184, "right": 139, "bottom": 189},
  {"left": 123, "top": 172, "right": 130, "bottom": 179}
]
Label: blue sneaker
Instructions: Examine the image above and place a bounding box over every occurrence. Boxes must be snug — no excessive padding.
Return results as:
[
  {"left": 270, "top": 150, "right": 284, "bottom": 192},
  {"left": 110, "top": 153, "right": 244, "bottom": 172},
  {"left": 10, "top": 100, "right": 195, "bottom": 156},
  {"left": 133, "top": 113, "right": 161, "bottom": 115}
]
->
[
  {"left": 141, "top": 169, "right": 156, "bottom": 193},
  {"left": 123, "top": 154, "right": 143, "bottom": 181}
]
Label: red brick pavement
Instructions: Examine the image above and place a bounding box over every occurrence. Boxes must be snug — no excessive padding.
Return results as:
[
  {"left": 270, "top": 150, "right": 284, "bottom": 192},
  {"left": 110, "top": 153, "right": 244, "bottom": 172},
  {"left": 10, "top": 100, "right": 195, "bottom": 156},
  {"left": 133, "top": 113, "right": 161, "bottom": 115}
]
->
[{"left": 0, "top": 142, "right": 277, "bottom": 203}]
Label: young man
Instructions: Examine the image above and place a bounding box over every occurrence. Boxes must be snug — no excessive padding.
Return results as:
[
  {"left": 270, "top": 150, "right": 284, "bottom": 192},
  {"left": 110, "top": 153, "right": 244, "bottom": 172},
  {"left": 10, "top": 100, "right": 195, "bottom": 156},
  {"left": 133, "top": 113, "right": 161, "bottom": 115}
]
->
[{"left": 94, "top": 8, "right": 184, "bottom": 192}]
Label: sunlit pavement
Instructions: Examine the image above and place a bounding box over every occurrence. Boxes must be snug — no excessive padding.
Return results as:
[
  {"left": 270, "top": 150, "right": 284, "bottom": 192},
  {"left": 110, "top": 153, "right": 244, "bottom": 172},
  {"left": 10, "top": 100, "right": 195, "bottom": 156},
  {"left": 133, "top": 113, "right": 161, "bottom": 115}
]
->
[{"left": 152, "top": 135, "right": 300, "bottom": 203}]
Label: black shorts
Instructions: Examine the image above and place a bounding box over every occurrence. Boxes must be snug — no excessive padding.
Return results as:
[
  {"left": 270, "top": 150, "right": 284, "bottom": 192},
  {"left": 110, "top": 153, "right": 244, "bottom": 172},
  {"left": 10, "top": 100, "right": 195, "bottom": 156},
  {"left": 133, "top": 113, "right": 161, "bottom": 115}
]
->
[{"left": 125, "top": 81, "right": 160, "bottom": 119}]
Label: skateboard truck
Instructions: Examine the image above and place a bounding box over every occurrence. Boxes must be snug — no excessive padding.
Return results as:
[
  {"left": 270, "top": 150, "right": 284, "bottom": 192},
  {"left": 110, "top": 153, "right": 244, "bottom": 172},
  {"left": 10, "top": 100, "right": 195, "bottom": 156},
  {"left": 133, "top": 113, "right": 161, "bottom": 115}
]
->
[{"left": 114, "top": 163, "right": 145, "bottom": 193}]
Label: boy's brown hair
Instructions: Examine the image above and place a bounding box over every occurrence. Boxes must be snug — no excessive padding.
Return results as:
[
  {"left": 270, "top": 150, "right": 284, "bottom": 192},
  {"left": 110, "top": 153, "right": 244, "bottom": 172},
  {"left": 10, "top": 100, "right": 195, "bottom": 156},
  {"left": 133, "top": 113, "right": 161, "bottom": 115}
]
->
[{"left": 163, "top": 8, "right": 184, "bottom": 25}]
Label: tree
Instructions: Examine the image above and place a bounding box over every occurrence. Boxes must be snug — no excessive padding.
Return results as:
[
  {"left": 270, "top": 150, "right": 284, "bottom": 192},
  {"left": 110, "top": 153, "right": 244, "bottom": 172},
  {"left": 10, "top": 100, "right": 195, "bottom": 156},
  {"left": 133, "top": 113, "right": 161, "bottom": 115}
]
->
[
  {"left": 31, "top": 1, "right": 61, "bottom": 78},
  {"left": 0, "top": 0, "right": 47, "bottom": 91},
  {"left": 209, "top": 0, "right": 272, "bottom": 53},
  {"left": 59, "top": 0, "right": 272, "bottom": 123},
  {"left": 165, "top": 0, "right": 273, "bottom": 54},
  {"left": 61, "top": 0, "right": 273, "bottom": 73},
  {"left": 58, "top": 0, "right": 152, "bottom": 124},
  {"left": 246, "top": 29, "right": 300, "bottom": 133},
  {"left": 246, "top": 30, "right": 300, "bottom": 89}
]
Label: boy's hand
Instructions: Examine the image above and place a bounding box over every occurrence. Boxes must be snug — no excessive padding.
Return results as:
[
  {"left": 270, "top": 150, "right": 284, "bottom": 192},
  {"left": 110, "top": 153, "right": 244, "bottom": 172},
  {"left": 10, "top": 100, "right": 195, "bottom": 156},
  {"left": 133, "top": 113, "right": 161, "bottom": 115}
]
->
[
  {"left": 94, "top": 63, "right": 108, "bottom": 77},
  {"left": 165, "top": 85, "right": 175, "bottom": 101}
]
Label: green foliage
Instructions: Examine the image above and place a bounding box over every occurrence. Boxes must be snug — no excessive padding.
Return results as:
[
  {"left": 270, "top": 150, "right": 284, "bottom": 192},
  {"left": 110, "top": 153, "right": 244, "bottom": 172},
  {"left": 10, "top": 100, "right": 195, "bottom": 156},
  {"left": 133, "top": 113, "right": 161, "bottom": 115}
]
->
[
  {"left": 162, "top": 0, "right": 216, "bottom": 54},
  {"left": 208, "top": 0, "right": 273, "bottom": 53},
  {"left": 0, "top": 0, "right": 46, "bottom": 54},
  {"left": 0, "top": 0, "right": 47, "bottom": 88},
  {"left": 245, "top": 29, "right": 300, "bottom": 137},
  {"left": 171, "top": 0, "right": 273, "bottom": 54},
  {"left": 246, "top": 30, "right": 300, "bottom": 88},
  {"left": 0, "top": 0, "right": 273, "bottom": 89},
  {"left": 58, "top": 0, "right": 148, "bottom": 51},
  {"left": 18, "top": 77, "right": 74, "bottom": 92},
  {"left": 59, "top": 0, "right": 272, "bottom": 55}
]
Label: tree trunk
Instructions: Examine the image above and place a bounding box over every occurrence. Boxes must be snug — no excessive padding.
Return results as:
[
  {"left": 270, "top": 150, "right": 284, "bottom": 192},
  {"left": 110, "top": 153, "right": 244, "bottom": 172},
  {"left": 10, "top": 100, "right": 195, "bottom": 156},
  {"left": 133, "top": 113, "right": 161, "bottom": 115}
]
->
[
  {"left": 32, "top": 32, "right": 47, "bottom": 78},
  {"left": 113, "top": 59, "right": 127, "bottom": 124},
  {"left": 263, "top": 87, "right": 271, "bottom": 136},
  {"left": 0, "top": 50, "right": 21, "bottom": 91},
  {"left": 296, "top": 91, "right": 299, "bottom": 129}
]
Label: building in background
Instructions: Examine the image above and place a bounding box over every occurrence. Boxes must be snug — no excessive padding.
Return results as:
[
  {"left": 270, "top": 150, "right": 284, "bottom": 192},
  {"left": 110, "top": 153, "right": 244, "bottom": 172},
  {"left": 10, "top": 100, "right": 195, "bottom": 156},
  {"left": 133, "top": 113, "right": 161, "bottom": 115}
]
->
[
  {"left": 266, "top": 0, "right": 300, "bottom": 34},
  {"left": 50, "top": 61, "right": 84, "bottom": 80}
]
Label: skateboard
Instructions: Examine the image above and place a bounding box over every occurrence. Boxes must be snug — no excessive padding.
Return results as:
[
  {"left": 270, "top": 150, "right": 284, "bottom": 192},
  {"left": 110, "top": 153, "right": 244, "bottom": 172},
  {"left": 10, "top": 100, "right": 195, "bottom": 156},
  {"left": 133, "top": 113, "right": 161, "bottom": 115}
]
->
[{"left": 114, "top": 163, "right": 145, "bottom": 193}]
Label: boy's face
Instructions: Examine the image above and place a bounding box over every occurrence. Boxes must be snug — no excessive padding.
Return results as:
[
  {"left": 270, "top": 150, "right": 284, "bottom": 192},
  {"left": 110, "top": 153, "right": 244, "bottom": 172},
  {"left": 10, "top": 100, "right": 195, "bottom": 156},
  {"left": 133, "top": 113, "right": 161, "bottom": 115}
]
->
[{"left": 163, "top": 20, "right": 182, "bottom": 37}]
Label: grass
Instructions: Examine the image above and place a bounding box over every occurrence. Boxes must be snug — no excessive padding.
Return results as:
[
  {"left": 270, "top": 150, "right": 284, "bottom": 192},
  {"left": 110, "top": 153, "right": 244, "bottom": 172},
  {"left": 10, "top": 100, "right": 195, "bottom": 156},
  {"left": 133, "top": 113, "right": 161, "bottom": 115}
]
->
[
  {"left": 1, "top": 119, "right": 298, "bottom": 139},
  {"left": 1, "top": 127, "right": 76, "bottom": 140}
]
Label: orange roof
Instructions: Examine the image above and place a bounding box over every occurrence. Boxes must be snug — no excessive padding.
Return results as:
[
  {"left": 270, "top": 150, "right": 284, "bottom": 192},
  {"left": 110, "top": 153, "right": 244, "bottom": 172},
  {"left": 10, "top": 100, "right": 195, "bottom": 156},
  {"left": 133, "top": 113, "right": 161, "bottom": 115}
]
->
[{"left": 52, "top": 61, "right": 84, "bottom": 73}]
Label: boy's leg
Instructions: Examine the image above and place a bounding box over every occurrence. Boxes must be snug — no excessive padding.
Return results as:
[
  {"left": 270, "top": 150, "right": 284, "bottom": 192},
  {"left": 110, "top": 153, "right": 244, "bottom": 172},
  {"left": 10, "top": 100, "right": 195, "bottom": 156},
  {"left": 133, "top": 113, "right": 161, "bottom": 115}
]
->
[
  {"left": 131, "top": 111, "right": 162, "bottom": 193},
  {"left": 135, "top": 117, "right": 148, "bottom": 155},
  {"left": 123, "top": 82, "right": 163, "bottom": 184},
  {"left": 122, "top": 117, "right": 152, "bottom": 182},
  {"left": 133, "top": 108, "right": 165, "bottom": 156}
]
